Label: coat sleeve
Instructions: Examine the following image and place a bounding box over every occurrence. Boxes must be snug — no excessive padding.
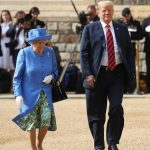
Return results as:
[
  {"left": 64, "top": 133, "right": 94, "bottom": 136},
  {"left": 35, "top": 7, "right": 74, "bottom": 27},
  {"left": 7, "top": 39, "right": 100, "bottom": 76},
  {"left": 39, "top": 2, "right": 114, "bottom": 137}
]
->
[
  {"left": 6, "top": 24, "right": 16, "bottom": 39},
  {"left": 13, "top": 49, "right": 25, "bottom": 97},
  {"left": 80, "top": 26, "right": 93, "bottom": 78},
  {"left": 51, "top": 49, "right": 58, "bottom": 80}
]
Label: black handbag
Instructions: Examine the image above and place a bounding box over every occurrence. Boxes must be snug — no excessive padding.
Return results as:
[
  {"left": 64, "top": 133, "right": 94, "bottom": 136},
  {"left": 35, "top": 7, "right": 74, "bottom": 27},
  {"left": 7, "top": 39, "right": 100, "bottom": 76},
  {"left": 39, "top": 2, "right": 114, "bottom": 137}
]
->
[{"left": 52, "top": 79, "right": 68, "bottom": 103}]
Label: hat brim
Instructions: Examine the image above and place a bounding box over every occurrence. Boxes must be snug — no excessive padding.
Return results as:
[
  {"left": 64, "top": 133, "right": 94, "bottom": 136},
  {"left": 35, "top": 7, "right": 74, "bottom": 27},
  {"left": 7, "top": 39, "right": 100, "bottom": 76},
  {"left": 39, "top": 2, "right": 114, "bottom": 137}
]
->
[{"left": 26, "top": 35, "right": 52, "bottom": 42}]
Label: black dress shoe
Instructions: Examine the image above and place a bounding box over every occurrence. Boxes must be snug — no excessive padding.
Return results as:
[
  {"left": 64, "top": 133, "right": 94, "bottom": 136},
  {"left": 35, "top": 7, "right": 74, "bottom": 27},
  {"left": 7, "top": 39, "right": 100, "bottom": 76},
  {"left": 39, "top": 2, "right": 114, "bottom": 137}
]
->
[
  {"left": 95, "top": 148, "right": 104, "bottom": 150},
  {"left": 95, "top": 145, "right": 105, "bottom": 150},
  {"left": 108, "top": 144, "right": 118, "bottom": 150}
]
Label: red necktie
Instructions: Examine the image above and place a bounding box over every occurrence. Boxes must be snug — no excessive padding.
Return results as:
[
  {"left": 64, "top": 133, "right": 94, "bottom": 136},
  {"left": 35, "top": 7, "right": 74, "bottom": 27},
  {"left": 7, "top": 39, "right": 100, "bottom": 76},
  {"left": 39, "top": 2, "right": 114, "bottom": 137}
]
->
[{"left": 106, "top": 25, "right": 116, "bottom": 71}]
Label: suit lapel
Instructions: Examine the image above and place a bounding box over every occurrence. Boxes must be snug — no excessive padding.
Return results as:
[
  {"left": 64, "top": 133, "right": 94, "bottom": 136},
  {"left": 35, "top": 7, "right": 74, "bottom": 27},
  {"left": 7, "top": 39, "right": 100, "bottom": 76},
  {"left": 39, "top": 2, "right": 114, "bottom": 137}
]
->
[
  {"left": 96, "top": 21, "right": 106, "bottom": 50},
  {"left": 113, "top": 22, "right": 122, "bottom": 48},
  {"left": 113, "top": 22, "right": 125, "bottom": 59},
  {"left": 95, "top": 21, "right": 106, "bottom": 78}
]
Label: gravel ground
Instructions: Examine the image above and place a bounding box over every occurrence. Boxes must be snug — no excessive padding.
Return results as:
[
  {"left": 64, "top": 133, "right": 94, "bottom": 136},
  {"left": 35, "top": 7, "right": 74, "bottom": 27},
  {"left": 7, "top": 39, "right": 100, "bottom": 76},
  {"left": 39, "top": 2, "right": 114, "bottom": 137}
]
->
[{"left": 0, "top": 98, "right": 150, "bottom": 150}]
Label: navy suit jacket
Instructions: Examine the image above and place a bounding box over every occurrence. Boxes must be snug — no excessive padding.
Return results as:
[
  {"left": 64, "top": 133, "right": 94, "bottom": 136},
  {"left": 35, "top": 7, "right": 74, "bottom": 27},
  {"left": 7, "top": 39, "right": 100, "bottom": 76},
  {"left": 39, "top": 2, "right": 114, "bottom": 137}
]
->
[{"left": 80, "top": 21, "right": 135, "bottom": 89}]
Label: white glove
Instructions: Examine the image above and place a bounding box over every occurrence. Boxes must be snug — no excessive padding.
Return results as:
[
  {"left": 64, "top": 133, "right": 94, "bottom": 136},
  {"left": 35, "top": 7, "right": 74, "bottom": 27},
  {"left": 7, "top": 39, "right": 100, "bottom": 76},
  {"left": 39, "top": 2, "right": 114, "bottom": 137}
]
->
[
  {"left": 42, "top": 75, "right": 53, "bottom": 84},
  {"left": 16, "top": 96, "right": 23, "bottom": 108}
]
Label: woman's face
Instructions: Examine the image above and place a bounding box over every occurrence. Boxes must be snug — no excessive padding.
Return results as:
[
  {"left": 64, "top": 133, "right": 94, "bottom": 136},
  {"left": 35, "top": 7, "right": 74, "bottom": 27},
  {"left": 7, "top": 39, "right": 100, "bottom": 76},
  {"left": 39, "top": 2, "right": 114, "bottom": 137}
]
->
[
  {"left": 1, "top": 11, "right": 11, "bottom": 23},
  {"left": 31, "top": 40, "right": 46, "bottom": 52}
]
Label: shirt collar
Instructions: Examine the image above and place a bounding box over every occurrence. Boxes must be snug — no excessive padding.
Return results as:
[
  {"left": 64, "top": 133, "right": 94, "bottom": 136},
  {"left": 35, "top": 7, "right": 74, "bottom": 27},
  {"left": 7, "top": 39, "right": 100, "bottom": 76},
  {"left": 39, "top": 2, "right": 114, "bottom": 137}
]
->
[{"left": 100, "top": 19, "right": 113, "bottom": 29}]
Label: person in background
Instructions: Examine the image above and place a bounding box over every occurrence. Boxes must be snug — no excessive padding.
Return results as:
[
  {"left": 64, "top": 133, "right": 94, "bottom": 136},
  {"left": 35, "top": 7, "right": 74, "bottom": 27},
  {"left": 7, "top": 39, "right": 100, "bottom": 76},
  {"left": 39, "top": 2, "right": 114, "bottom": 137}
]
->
[
  {"left": 12, "top": 28, "right": 58, "bottom": 150},
  {"left": 139, "top": 72, "right": 148, "bottom": 94},
  {"left": 86, "top": 5, "right": 99, "bottom": 23},
  {"left": 0, "top": 10, "right": 15, "bottom": 92},
  {"left": 46, "top": 41, "right": 62, "bottom": 77},
  {"left": 142, "top": 16, "right": 150, "bottom": 92},
  {"left": 29, "top": 6, "right": 46, "bottom": 29},
  {"left": 51, "top": 45, "right": 62, "bottom": 77},
  {"left": 119, "top": 7, "right": 143, "bottom": 56},
  {"left": 0, "top": 10, "right": 15, "bottom": 71},
  {"left": 80, "top": 1, "right": 135, "bottom": 150},
  {"left": 12, "top": 11, "right": 32, "bottom": 67}
]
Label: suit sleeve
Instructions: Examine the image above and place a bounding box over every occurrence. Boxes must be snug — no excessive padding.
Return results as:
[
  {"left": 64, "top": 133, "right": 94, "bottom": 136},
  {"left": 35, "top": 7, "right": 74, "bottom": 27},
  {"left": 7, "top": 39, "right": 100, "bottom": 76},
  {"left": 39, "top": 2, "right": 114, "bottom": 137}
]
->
[
  {"left": 5, "top": 24, "right": 15, "bottom": 38},
  {"left": 13, "top": 49, "right": 25, "bottom": 97},
  {"left": 80, "top": 26, "right": 93, "bottom": 78}
]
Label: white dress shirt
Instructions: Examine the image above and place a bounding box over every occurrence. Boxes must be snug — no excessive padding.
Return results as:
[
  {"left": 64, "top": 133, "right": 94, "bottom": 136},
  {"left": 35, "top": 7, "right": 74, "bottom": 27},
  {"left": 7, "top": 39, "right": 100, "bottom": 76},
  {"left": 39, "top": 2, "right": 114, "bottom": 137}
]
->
[{"left": 100, "top": 20, "right": 122, "bottom": 66}]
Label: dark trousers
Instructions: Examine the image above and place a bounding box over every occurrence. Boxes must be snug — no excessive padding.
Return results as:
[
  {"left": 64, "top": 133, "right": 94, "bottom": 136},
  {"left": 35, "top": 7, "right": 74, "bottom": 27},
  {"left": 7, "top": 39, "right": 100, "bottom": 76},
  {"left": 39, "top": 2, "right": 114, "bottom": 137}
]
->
[{"left": 85, "top": 64, "right": 125, "bottom": 148}]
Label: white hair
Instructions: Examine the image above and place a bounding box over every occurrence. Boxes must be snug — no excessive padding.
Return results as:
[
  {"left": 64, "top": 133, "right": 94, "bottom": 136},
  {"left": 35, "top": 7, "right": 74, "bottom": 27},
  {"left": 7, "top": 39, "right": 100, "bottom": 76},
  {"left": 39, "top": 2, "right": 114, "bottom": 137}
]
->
[{"left": 97, "top": 0, "right": 114, "bottom": 9}]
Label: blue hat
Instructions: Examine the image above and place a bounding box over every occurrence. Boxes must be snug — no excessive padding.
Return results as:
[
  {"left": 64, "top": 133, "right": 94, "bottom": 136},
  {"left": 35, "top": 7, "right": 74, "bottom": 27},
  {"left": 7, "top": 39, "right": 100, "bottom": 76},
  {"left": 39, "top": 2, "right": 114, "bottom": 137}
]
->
[{"left": 26, "top": 28, "right": 52, "bottom": 42}]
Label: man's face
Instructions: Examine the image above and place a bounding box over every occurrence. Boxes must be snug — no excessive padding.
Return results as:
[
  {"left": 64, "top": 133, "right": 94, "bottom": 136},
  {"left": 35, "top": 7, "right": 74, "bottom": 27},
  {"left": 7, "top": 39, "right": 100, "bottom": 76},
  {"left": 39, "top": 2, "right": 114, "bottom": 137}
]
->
[
  {"left": 122, "top": 14, "right": 132, "bottom": 23},
  {"left": 98, "top": 5, "right": 114, "bottom": 24},
  {"left": 31, "top": 12, "right": 39, "bottom": 20},
  {"left": 87, "top": 7, "right": 97, "bottom": 21},
  {"left": 139, "top": 79, "right": 148, "bottom": 94}
]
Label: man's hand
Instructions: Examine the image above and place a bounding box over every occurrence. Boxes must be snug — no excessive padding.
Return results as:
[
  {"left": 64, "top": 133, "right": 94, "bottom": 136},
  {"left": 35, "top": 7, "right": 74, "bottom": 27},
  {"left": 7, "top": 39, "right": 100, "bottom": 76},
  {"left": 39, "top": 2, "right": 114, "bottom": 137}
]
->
[
  {"left": 86, "top": 75, "right": 96, "bottom": 88},
  {"left": 42, "top": 75, "right": 53, "bottom": 84},
  {"left": 16, "top": 96, "right": 23, "bottom": 108}
]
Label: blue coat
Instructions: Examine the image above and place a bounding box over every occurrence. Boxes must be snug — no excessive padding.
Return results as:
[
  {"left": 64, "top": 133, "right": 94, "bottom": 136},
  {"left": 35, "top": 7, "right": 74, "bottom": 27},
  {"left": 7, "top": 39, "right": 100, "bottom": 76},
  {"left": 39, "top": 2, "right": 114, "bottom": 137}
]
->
[{"left": 13, "top": 46, "right": 58, "bottom": 113}]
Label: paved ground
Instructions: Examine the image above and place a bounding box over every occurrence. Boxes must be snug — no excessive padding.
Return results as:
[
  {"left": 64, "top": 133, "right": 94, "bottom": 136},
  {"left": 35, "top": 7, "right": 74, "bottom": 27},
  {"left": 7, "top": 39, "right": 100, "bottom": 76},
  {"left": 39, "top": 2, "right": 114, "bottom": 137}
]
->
[{"left": 0, "top": 97, "right": 150, "bottom": 150}]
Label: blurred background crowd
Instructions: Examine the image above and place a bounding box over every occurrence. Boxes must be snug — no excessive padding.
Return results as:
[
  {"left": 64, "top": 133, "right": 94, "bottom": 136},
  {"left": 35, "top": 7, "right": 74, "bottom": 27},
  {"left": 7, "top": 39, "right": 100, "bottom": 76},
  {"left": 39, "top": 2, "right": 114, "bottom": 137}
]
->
[
  {"left": 0, "top": 1, "right": 150, "bottom": 94},
  {"left": 0, "top": 7, "right": 48, "bottom": 93}
]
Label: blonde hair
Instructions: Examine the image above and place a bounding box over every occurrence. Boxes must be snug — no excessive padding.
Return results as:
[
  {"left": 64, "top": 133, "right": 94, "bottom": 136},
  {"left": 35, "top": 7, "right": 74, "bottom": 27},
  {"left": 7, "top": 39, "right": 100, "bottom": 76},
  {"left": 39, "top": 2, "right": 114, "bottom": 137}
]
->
[{"left": 97, "top": 0, "right": 114, "bottom": 9}]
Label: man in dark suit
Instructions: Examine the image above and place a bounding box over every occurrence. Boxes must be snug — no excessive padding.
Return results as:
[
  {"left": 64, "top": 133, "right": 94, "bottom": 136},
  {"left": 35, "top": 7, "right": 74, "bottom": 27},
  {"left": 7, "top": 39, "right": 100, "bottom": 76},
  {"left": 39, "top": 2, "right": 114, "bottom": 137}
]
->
[
  {"left": 80, "top": 1, "right": 136, "bottom": 150},
  {"left": 29, "top": 7, "right": 46, "bottom": 29},
  {"left": 119, "top": 7, "right": 143, "bottom": 56}
]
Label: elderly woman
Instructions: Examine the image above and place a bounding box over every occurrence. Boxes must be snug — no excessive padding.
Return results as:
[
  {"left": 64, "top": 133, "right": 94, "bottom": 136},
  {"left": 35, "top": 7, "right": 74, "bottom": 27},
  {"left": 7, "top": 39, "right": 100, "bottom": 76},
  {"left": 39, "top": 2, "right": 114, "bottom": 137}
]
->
[{"left": 12, "top": 28, "right": 58, "bottom": 150}]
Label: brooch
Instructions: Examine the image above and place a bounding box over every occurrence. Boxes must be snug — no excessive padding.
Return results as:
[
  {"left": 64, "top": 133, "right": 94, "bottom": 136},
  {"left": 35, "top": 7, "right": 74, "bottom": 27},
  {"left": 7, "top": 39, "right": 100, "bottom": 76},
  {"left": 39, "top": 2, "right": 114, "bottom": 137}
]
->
[{"left": 47, "top": 52, "right": 50, "bottom": 57}]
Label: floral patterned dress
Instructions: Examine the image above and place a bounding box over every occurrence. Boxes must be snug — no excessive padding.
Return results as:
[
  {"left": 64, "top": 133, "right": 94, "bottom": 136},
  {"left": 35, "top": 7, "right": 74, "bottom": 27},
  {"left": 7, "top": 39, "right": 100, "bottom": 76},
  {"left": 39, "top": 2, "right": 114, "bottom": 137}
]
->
[{"left": 13, "top": 90, "right": 57, "bottom": 131}]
